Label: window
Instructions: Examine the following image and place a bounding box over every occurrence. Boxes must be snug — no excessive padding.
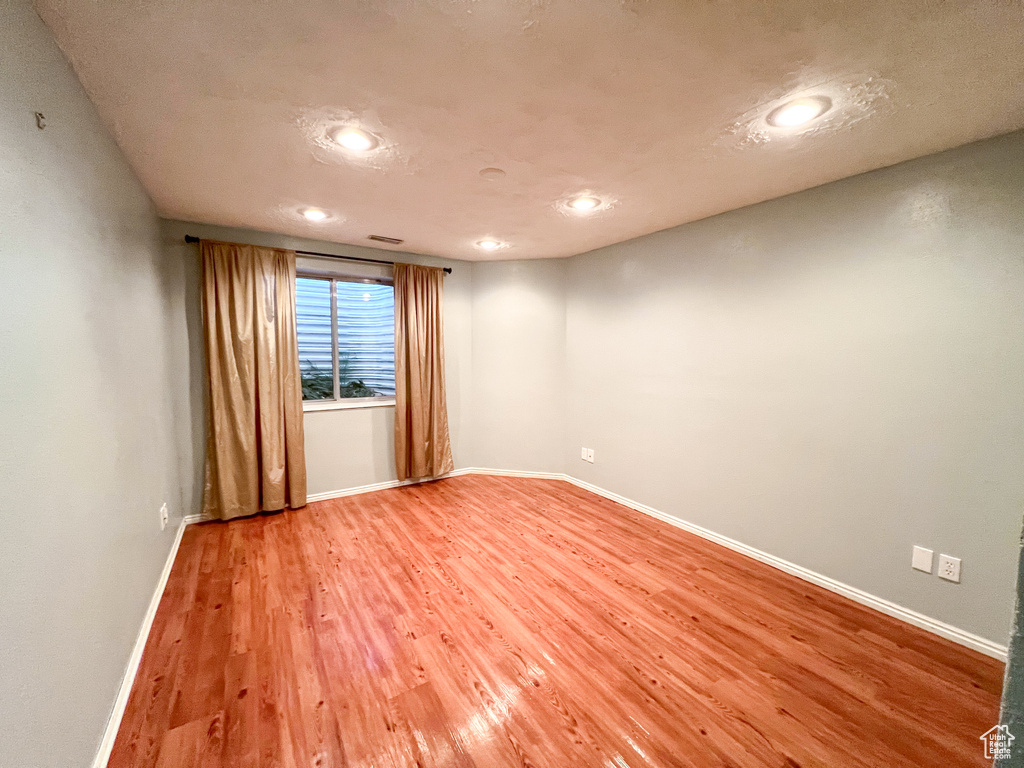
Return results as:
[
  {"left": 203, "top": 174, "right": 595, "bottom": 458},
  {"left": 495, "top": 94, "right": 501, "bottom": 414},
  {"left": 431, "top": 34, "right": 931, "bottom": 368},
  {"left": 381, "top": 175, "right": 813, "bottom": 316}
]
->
[{"left": 296, "top": 275, "right": 396, "bottom": 406}]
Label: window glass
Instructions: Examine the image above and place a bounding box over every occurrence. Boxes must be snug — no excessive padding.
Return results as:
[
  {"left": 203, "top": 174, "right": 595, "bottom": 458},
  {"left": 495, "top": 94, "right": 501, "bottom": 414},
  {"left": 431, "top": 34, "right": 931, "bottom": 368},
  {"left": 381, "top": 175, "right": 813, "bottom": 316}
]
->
[
  {"left": 296, "top": 276, "right": 395, "bottom": 401},
  {"left": 335, "top": 282, "right": 395, "bottom": 398},
  {"left": 296, "top": 277, "right": 333, "bottom": 400}
]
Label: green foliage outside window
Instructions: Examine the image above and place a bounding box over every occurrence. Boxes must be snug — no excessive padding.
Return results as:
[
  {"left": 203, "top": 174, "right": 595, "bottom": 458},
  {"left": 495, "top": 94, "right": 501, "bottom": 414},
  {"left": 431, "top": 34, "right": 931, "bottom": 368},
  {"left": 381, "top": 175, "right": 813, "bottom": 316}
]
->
[{"left": 301, "top": 357, "right": 381, "bottom": 400}]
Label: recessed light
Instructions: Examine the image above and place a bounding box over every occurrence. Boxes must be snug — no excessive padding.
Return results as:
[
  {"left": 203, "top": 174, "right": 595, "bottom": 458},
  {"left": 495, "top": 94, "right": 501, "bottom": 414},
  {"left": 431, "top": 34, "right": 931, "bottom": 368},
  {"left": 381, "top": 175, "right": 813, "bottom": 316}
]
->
[
  {"left": 301, "top": 207, "right": 328, "bottom": 221},
  {"left": 569, "top": 196, "right": 601, "bottom": 212},
  {"left": 362, "top": 293, "right": 371, "bottom": 301},
  {"left": 476, "top": 239, "right": 502, "bottom": 251},
  {"left": 766, "top": 96, "right": 832, "bottom": 128},
  {"left": 331, "top": 127, "right": 379, "bottom": 153}
]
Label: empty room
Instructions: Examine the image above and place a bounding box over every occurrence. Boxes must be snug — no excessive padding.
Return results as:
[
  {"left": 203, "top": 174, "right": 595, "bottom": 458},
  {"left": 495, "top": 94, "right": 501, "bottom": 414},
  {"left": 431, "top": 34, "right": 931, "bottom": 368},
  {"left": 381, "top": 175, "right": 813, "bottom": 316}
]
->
[{"left": 4, "top": 0, "right": 1024, "bottom": 766}]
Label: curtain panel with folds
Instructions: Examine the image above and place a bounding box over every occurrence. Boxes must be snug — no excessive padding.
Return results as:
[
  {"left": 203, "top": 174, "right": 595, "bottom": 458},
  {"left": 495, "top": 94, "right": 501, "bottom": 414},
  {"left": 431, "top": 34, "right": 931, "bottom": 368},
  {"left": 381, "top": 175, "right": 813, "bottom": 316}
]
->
[
  {"left": 393, "top": 263, "right": 454, "bottom": 481},
  {"left": 201, "top": 240, "right": 307, "bottom": 520}
]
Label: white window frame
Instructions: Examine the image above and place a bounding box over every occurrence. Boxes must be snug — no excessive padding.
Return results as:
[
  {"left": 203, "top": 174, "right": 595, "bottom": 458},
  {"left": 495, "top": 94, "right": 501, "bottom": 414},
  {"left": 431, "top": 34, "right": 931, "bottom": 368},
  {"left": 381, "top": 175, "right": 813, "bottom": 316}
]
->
[{"left": 298, "top": 270, "right": 396, "bottom": 412}]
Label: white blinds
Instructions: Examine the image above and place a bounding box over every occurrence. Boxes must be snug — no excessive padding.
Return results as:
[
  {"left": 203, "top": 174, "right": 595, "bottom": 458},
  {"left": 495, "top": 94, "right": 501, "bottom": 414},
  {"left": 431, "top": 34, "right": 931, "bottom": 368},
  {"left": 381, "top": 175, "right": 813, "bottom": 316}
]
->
[{"left": 296, "top": 276, "right": 395, "bottom": 399}]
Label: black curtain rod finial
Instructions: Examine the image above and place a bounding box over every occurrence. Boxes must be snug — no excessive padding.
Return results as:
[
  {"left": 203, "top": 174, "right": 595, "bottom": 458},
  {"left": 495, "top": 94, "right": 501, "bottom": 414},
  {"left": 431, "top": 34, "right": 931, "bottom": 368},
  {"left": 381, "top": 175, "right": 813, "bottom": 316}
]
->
[{"left": 183, "top": 234, "right": 452, "bottom": 274}]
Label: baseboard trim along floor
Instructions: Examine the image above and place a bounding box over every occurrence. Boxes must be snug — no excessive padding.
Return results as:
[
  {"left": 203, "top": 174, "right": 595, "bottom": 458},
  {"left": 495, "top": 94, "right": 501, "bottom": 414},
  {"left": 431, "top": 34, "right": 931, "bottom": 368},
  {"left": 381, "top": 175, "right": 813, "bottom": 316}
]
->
[
  {"left": 304, "top": 467, "right": 566, "bottom": 503},
  {"left": 272, "top": 466, "right": 1010, "bottom": 661},
  {"left": 92, "top": 516, "right": 191, "bottom": 768},
  {"left": 558, "top": 474, "right": 1008, "bottom": 662},
  {"left": 461, "top": 469, "right": 1007, "bottom": 661},
  {"left": 94, "top": 466, "right": 1007, "bottom": 767}
]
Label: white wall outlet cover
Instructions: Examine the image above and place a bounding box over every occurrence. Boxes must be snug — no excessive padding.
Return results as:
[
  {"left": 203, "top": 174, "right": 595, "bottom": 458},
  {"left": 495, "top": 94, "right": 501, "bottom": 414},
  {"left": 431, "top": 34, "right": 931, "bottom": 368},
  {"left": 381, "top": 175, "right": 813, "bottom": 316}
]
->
[
  {"left": 912, "top": 546, "right": 933, "bottom": 573},
  {"left": 581, "top": 447, "right": 588, "bottom": 460},
  {"left": 938, "top": 554, "right": 962, "bottom": 583},
  {"left": 159, "top": 502, "right": 169, "bottom": 531},
  {"left": 586, "top": 449, "right": 595, "bottom": 463}
]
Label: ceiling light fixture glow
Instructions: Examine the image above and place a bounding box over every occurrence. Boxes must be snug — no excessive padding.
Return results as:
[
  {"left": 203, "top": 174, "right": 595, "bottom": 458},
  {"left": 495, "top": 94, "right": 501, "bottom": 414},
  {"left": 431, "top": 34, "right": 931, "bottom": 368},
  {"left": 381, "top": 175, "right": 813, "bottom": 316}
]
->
[
  {"left": 766, "top": 96, "right": 832, "bottom": 128},
  {"left": 569, "top": 196, "right": 601, "bottom": 212},
  {"left": 331, "top": 127, "right": 379, "bottom": 152},
  {"left": 476, "top": 239, "right": 502, "bottom": 251},
  {"left": 301, "top": 207, "right": 328, "bottom": 221}
]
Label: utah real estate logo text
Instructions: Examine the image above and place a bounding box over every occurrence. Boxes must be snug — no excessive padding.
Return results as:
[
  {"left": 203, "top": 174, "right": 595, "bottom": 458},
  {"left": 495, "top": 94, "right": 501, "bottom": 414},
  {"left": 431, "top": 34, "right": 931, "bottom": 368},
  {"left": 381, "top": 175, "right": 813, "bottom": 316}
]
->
[{"left": 981, "top": 725, "right": 1014, "bottom": 761}]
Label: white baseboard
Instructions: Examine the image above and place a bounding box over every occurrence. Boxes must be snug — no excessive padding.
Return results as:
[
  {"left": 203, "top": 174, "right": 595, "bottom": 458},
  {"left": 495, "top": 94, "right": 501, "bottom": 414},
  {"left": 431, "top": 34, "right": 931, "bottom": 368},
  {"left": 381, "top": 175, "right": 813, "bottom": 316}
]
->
[
  {"left": 455, "top": 467, "right": 567, "bottom": 481},
  {"left": 307, "top": 476, "right": 428, "bottom": 502},
  {"left": 304, "top": 466, "right": 564, "bottom": 503},
  {"left": 92, "top": 516, "right": 190, "bottom": 768},
  {"left": 305, "top": 467, "right": 1006, "bottom": 659},
  {"left": 90, "top": 473, "right": 544, "bottom": 765},
  {"left": 559, "top": 475, "right": 1008, "bottom": 661},
  {"left": 96, "top": 465, "right": 1004, "bottom": 767}
]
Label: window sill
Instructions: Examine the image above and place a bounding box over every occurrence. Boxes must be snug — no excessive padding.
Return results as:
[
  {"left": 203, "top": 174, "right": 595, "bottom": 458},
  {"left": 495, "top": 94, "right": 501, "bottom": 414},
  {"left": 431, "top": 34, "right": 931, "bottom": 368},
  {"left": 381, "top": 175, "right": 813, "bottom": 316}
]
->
[{"left": 303, "top": 397, "right": 395, "bottom": 412}]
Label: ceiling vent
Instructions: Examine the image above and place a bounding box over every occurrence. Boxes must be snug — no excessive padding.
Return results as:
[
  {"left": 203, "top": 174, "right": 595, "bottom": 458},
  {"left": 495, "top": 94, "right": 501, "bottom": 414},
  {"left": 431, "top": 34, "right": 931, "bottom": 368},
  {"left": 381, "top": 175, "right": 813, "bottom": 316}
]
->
[{"left": 368, "top": 234, "right": 403, "bottom": 245}]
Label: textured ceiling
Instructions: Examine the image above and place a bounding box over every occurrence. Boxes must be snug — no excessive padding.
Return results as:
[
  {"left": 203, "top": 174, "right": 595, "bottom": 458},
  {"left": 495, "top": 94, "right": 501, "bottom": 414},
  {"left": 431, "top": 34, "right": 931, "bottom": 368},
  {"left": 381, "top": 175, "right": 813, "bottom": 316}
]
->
[{"left": 36, "top": 0, "right": 1024, "bottom": 260}]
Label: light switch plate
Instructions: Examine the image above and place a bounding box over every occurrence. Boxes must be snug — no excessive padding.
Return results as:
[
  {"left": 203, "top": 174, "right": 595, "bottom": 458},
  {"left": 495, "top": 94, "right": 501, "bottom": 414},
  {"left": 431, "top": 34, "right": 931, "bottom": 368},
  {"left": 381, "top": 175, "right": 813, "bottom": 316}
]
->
[
  {"left": 581, "top": 447, "right": 588, "bottom": 460},
  {"left": 585, "top": 448, "right": 595, "bottom": 463},
  {"left": 912, "top": 546, "right": 933, "bottom": 573}
]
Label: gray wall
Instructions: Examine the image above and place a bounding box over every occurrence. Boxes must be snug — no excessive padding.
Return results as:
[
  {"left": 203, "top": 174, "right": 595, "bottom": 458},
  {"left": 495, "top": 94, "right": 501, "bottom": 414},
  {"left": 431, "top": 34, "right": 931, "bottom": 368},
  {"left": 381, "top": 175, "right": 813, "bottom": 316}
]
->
[
  {"left": 158, "top": 219, "right": 473, "bottom": 499},
  {"left": 468, "top": 260, "right": 567, "bottom": 473},
  {"left": 565, "top": 131, "right": 1024, "bottom": 645},
  {"left": 0, "top": 3, "right": 188, "bottom": 766}
]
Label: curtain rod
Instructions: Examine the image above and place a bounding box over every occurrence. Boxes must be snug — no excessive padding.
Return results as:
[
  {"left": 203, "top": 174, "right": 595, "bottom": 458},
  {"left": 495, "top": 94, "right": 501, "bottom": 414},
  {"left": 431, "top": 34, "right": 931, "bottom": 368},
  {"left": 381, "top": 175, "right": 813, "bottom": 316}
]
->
[{"left": 183, "top": 235, "right": 452, "bottom": 274}]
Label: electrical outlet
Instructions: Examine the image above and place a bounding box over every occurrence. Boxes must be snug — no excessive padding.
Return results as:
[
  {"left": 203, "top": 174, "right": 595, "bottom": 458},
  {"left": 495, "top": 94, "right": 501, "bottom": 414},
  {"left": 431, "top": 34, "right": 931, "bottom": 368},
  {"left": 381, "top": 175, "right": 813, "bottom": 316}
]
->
[
  {"left": 581, "top": 446, "right": 588, "bottom": 460},
  {"left": 912, "top": 546, "right": 933, "bottom": 573},
  {"left": 160, "top": 503, "right": 169, "bottom": 531},
  {"left": 585, "top": 448, "right": 595, "bottom": 463},
  {"left": 938, "top": 554, "right": 961, "bottom": 583}
]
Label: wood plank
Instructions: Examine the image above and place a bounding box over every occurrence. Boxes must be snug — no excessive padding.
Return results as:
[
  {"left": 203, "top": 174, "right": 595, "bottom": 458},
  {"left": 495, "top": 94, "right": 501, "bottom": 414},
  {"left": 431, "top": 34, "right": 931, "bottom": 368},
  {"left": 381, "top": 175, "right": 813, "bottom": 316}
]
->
[{"left": 153, "top": 711, "right": 224, "bottom": 768}]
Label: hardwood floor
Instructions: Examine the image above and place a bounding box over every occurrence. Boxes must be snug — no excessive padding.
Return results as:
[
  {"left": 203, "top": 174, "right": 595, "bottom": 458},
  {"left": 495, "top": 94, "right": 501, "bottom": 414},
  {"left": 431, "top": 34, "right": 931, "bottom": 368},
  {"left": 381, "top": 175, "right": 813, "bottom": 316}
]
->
[{"left": 110, "top": 475, "right": 1003, "bottom": 768}]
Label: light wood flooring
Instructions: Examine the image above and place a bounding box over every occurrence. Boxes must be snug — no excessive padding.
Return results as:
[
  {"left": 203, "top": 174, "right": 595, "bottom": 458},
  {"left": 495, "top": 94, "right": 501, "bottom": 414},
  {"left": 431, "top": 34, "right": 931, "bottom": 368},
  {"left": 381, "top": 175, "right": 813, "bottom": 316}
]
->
[{"left": 109, "top": 475, "right": 1004, "bottom": 767}]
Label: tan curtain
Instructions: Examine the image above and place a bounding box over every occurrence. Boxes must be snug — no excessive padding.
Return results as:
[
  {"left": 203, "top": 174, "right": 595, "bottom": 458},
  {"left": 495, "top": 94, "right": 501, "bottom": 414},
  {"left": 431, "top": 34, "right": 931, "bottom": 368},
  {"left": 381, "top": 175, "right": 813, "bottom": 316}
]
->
[
  {"left": 394, "top": 263, "right": 454, "bottom": 481},
  {"left": 200, "top": 240, "right": 307, "bottom": 520}
]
